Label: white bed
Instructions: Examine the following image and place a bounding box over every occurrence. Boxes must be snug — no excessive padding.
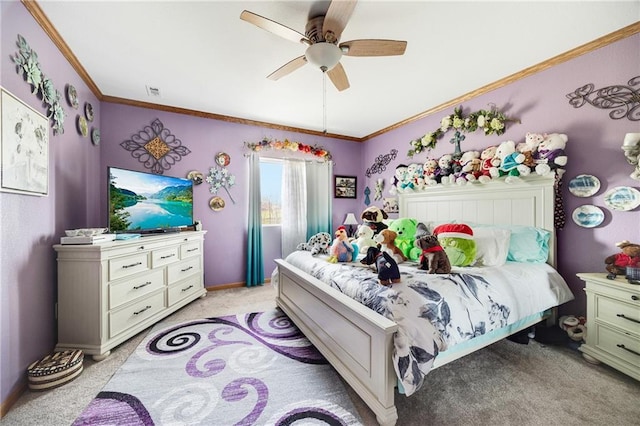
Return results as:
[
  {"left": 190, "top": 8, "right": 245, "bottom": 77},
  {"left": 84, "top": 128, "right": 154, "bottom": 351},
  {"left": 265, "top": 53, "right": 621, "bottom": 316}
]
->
[{"left": 274, "top": 175, "right": 569, "bottom": 425}]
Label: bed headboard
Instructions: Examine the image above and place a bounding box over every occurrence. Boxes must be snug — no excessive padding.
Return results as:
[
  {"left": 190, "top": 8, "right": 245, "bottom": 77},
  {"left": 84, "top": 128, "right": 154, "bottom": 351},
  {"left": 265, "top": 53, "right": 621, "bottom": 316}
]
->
[{"left": 398, "top": 175, "right": 557, "bottom": 267}]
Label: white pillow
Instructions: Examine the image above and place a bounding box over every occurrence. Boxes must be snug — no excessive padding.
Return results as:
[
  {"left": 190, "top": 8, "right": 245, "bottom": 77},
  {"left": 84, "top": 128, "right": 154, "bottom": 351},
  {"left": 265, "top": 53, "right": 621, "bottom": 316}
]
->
[{"left": 472, "top": 227, "right": 511, "bottom": 267}]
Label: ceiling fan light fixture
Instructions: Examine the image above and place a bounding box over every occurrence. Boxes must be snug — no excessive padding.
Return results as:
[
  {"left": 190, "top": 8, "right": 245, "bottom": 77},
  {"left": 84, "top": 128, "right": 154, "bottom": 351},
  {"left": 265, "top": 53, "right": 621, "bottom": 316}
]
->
[{"left": 305, "top": 42, "right": 342, "bottom": 71}]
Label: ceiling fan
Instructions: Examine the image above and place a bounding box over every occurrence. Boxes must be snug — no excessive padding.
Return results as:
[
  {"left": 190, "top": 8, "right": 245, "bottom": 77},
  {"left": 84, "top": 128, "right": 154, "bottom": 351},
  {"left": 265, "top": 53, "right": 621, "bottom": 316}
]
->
[{"left": 240, "top": 0, "right": 407, "bottom": 92}]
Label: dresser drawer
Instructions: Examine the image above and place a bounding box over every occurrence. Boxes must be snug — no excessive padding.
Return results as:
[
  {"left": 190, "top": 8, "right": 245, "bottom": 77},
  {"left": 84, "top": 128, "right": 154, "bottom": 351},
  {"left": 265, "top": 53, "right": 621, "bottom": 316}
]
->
[
  {"left": 109, "top": 269, "right": 165, "bottom": 310},
  {"left": 167, "top": 257, "right": 200, "bottom": 284},
  {"left": 168, "top": 277, "right": 202, "bottom": 306},
  {"left": 594, "top": 323, "right": 640, "bottom": 371},
  {"left": 109, "top": 290, "right": 165, "bottom": 338},
  {"left": 109, "top": 252, "right": 150, "bottom": 281},
  {"left": 586, "top": 281, "right": 640, "bottom": 306},
  {"left": 180, "top": 241, "right": 201, "bottom": 259},
  {"left": 152, "top": 246, "right": 179, "bottom": 268},
  {"left": 595, "top": 295, "right": 640, "bottom": 336}
]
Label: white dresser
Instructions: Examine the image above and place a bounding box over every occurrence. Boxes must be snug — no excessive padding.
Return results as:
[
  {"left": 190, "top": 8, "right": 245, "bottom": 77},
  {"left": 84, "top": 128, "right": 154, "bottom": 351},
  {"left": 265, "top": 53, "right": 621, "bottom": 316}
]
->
[
  {"left": 577, "top": 273, "right": 640, "bottom": 381},
  {"left": 54, "top": 231, "right": 207, "bottom": 361}
]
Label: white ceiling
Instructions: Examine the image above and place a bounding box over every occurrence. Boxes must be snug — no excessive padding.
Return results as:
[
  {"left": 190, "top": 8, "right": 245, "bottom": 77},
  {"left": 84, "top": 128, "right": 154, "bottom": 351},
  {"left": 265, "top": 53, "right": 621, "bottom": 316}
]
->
[{"left": 36, "top": 1, "right": 639, "bottom": 139}]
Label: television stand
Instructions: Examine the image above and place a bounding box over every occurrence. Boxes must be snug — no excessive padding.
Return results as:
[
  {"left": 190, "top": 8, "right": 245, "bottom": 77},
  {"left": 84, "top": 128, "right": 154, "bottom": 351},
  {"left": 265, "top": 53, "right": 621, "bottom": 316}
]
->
[{"left": 141, "top": 228, "right": 180, "bottom": 235}]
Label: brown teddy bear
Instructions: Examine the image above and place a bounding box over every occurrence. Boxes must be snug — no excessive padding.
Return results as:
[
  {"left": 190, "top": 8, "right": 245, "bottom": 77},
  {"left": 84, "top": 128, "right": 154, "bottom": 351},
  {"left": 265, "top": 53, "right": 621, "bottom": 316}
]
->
[
  {"left": 604, "top": 240, "right": 640, "bottom": 279},
  {"left": 415, "top": 233, "right": 452, "bottom": 274}
]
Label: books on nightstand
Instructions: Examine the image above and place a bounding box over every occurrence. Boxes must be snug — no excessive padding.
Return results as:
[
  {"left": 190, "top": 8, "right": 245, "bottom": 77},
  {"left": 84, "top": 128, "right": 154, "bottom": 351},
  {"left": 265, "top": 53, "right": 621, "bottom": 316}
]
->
[{"left": 60, "top": 234, "right": 117, "bottom": 245}]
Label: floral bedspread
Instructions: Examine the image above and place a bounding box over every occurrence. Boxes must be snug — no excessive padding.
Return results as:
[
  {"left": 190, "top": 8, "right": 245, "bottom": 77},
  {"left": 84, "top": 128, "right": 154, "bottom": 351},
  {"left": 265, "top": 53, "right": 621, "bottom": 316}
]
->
[{"left": 279, "top": 251, "right": 574, "bottom": 396}]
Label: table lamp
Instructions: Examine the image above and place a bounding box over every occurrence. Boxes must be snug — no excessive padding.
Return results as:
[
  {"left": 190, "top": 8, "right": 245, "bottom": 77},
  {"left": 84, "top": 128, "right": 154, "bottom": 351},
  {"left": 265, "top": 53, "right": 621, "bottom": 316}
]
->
[{"left": 343, "top": 213, "right": 359, "bottom": 238}]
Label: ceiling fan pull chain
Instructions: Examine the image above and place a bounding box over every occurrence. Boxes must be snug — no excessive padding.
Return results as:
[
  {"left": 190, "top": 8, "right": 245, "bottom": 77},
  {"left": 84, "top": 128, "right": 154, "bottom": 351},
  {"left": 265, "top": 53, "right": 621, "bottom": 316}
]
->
[{"left": 323, "top": 71, "right": 328, "bottom": 134}]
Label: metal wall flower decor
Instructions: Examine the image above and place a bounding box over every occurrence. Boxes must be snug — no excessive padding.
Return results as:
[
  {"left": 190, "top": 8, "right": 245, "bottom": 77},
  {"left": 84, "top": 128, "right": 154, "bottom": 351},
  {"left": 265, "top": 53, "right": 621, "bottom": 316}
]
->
[
  {"left": 206, "top": 153, "right": 236, "bottom": 204},
  {"left": 10, "top": 34, "right": 66, "bottom": 135},
  {"left": 120, "top": 119, "right": 191, "bottom": 174},
  {"left": 566, "top": 76, "right": 640, "bottom": 121},
  {"left": 407, "top": 105, "right": 519, "bottom": 158}
]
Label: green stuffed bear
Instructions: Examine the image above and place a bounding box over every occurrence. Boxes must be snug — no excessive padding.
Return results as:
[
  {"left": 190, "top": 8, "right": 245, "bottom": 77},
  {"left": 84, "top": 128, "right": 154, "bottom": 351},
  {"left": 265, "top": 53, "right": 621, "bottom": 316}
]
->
[
  {"left": 387, "top": 218, "right": 422, "bottom": 261},
  {"left": 432, "top": 223, "right": 477, "bottom": 267}
]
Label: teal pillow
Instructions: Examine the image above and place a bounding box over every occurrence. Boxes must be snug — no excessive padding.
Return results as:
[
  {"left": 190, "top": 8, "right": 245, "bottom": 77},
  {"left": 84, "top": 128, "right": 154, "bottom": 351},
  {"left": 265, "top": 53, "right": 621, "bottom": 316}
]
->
[{"left": 505, "top": 225, "right": 550, "bottom": 263}]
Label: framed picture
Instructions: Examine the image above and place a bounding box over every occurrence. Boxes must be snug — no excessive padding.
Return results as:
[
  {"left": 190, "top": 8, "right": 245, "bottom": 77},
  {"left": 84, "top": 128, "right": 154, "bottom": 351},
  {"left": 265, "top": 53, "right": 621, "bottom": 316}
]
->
[
  {"left": 383, "top": 197, "right": 399, "bottom": 214},
  {"left": 1, "top": 88, "right": 49, "bottom": 196},
  {"left": 334, "top": 175, "right": 357, "bottom": 199}
]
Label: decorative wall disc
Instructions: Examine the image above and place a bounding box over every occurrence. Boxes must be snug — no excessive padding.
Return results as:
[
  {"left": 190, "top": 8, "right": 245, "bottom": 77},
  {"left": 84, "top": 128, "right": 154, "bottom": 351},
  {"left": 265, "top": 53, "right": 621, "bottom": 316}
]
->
[
  {"left": 66, "top": 84, "right": 78, "bottom": 109},
  {"left": 187, "top": 170, "right": 204, "bottom": 185},
  {"left": 572, "top": 205, "right": 604, "bottom": 228},
  {"left": 216, "top": 152, "right": 230, "bottom": 167},
  {"left": 91, "top": 128, "right": 100, "bottom": 145},
  {"left": 76, "top": 115, "right": 88, "bottom": 137},
  {"left": 568, "top": 174, "right": 600, "bottom": 197},
  {"left": 209, "top": 196, "right": 225, "bottom": 211},
  {"left": 604, "top": 186, "right": 640, "bottom": 211}
]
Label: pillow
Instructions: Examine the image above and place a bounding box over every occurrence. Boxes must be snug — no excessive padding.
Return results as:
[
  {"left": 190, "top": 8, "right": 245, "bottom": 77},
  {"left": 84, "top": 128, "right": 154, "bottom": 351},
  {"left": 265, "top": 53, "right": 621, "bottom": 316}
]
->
[
  {"left": 472, "top": 227, "right": 511, "bottom": 266},
  {"left": 467, "top": 222, "right": 550, "bottom": 263}
]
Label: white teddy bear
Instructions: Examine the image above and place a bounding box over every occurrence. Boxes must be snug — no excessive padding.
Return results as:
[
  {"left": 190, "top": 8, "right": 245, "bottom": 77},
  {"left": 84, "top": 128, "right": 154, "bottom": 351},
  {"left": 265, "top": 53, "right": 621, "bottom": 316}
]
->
[
  {"left": 354, "top": 224, "right": 377, "bottom": 253},
  {"left": 534, "top": 133, "right": 568, "bottom": 177},
  {"left": 497, "top": 140, "right": 530, "bottom": 178},
  {"left": 478, "top": 145, "right": 500, "bottom": 183},
  {"left": 456, "top": 150, "right": 481, "bottom": 185}
]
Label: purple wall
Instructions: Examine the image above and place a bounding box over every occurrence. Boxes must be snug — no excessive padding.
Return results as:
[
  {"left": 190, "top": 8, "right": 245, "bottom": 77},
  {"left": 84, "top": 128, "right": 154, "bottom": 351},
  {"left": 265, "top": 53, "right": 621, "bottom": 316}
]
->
[
  {"left": 363, "top": 34, "right": 640, "bottom": 316},
  {"left": 100, "top": 104, "right": 363, "bottom": 284},
  {"left": 1, "top": 0, "right": 638, "bottom": 410},
  {"left": 1, "top": 1, "right": 101, "bottom": 406}
]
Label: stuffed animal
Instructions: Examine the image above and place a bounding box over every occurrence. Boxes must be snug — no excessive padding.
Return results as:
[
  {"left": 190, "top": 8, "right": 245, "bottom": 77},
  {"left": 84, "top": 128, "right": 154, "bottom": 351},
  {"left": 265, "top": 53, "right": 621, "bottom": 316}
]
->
[
  {"left": 360, "top": 206, "right": 388, "bottom": 235},
  {"left": 390, "top": 164, "right": 411, "bottom": 194},
  {"left": 422, "top": 158, "right": 439, "bottom": 186},
  {"left": 361, "top": 246, "right": 401, "bottom": 286},
  {"left": 354, "top": 224, "right": 377, "bottom": 253},
  {"left": 328, "top": 226, "right": 358, "bottom": 263},
  {"left": 415, "top": 232, "right": 452, "bottom": 274},
  {"left": 407, "top": 163, "right": 424, "bottom": 191},
  {"left": 534, "top": 133, "right": 568, "bottom": 176},
  {"left": 432, "top": 223, "right": 477, "bottom": 267},
  {"left": 296, "top": 232, "right": 332, "bottom": 256},
  {"left": 374, "top": 229, "right": 406, "bottom": 264},
  {"left": 478, "top": 145, "right": 500, "bottom": 183},
  {"left": 497, "top": 140, "right": 530, "bottom": 177},
  {"left": 387, "top": 218, "right": 422, "bottom": 261},
  {"left": 374, "top": 178, "right": 384, "bottom": 201},
  {"left": 517, "top": 132, "right": 545, "bottom": 170},
  {"left": 604, "top": 240, "right": 640, "bottom": 279},
  {"left": 436, "top": 154, "right": 454, "bottom": 184},
  {"left": 456, "top": 150, "right": 481, "bottom": 184}
]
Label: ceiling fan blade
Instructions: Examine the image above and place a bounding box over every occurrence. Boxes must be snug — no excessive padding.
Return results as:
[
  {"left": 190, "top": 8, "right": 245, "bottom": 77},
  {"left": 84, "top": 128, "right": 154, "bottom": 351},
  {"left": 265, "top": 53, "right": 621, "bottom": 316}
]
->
[
  {"left": 267, "top": 56, "right": 308, "bottom": 81},
  {"left": 327, "top": 62, "right": 350, "bottom": 91},
  {"left": 340, "top": 39, "right": 407, "bottom": 56},
  {"left": 240, "top": 10, "right": 309, "bottom": 45},
  {"left": 323, "top": 0, "right": 357, "bottom": 42}
]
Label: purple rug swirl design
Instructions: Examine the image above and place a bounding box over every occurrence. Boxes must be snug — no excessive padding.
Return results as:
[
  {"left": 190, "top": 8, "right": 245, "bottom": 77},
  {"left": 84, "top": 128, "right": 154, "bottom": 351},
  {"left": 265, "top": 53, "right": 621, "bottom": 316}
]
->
[{"left": 73, "top": 309, "right": 362, "bottom": 425}]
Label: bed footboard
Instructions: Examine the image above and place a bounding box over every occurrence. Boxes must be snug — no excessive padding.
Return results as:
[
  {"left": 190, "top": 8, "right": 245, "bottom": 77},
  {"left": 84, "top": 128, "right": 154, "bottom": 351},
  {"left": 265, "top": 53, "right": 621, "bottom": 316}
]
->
[{"left": 274, "top": 259, "right": 399, "bottom": 426}]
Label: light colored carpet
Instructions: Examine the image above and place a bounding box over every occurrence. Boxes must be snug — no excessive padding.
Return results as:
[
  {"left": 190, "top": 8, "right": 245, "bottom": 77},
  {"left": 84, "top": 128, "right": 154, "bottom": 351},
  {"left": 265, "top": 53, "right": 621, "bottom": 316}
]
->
[
  {"left": 3, "top": 284, "right": 640, "bottom": 425},
  {"left": 72, "top": 309, "right": 362, "bottom": 425}
]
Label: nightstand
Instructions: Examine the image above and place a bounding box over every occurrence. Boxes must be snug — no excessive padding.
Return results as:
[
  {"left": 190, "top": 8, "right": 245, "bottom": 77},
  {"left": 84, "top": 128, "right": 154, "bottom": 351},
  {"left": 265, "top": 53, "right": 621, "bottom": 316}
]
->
[{"left": 577, "top": 273, "right": 640, "bottom": 381}]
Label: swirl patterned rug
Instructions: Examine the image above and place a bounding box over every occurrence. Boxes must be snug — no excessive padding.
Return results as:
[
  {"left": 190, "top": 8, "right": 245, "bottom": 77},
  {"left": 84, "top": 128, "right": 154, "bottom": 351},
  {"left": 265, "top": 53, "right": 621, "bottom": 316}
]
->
[{"left": 73, "top": 309, "right": 362, "bottom": 425}]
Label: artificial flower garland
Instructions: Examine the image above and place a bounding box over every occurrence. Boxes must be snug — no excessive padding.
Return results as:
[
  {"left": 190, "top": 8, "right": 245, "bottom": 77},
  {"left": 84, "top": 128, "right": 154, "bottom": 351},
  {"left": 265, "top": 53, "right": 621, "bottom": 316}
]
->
[
  {"left": 245, "top": 138, "right": 331, "bottom": 161},
  {"left": 408, "top": 105, "right": 519, "bottom": 157}
]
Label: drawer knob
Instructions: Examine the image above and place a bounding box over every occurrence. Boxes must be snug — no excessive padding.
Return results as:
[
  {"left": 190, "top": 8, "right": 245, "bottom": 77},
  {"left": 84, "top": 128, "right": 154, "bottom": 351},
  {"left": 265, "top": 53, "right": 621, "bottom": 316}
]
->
[
  {"left": 616, "top": 314, "right": 640, "bottom": 324},
  {"left": 181, "top": 266, "right": 194, "bottom": 272},
  {"left": 133, "top": 281, "right": 152, "bottom": 290},
  {"left": 181, "top": 285, "right": 194, "bottom": 292},
  {"left": 616, "top": 344, "right": 640, "bottom": 357},
  {"left": 133, "top": 305, "right": 152, "bottom": 315},
  {"left": 160, "top": 254, "right": 176, "bottom": 259},
  {"left": 187, "top": 248, "right": 198, "bottom": 253},
  {"left": 123, "top": 261, "right": 143, "bottom": 269},
  {"left": 632, "top": 295, "right": 639, "bottom": 301}
]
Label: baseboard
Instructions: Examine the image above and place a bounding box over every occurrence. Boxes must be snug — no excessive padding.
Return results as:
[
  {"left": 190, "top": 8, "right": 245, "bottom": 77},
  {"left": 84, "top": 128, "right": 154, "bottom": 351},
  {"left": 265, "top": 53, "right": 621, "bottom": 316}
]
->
[
  {"left": 1, "top": 379, "right": 27, "bottom": 419},
  {"left": 206, "top": 278, "right": 271, "bottom": 291}
]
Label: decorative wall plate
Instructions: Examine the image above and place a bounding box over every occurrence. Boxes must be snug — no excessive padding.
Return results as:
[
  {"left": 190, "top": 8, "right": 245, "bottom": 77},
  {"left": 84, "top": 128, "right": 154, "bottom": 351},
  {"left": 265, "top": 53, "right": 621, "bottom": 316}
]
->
[
  {"left": 187, "top": 170, "right": 204, "bottom": 185},
  {"left": 91, "top": 128, "right": 100, "bottom": 145},
  {"left": 209, "top": 196, "right": 225, "bottom": 211},
  {"left": 216, "top": 152, "right": 230, "bottom": 167},
  {"left": 572, "top": 205, "right": 605, "bottom": 228},
  {"left": 66, "top": 84, "right": 78, "bottom": 109},
  {"left": 85, "top": 102, "right": 94, "bottom": 122},
  {"left": 604, "top": 186, "right": 640, "bottom": 211},
  {"left": 568, "top": 174, "right": 600, "bottom": 197},
  {"left": 76, "top": 115, "right": 88, "bottom": 137}
]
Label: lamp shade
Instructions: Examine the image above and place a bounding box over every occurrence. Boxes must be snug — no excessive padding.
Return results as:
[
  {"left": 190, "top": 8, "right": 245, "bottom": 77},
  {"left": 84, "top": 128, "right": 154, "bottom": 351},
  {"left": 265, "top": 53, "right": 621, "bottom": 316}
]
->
[
  {"left": 343, "top": 213, "right": 358, "bottom": 225},
  {"left": 305, "top": 42, "right": 342, "bottom": 71}
]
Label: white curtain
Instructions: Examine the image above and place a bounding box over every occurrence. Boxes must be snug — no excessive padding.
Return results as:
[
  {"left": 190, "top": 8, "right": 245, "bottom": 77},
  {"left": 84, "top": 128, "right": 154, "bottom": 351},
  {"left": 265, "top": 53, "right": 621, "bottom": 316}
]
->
[
  {"left": 281, "top": 159, "right": 307, "bottom": 257},
  {"left": 305, "top": 160, "right": 333, "bottom": 239}
]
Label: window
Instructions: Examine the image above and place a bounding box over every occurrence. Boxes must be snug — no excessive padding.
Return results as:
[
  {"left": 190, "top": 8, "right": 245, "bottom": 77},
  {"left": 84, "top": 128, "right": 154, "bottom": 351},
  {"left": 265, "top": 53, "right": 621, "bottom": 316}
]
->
[{"left": 260, "top": 159, "right": 282, "bottom": 225}]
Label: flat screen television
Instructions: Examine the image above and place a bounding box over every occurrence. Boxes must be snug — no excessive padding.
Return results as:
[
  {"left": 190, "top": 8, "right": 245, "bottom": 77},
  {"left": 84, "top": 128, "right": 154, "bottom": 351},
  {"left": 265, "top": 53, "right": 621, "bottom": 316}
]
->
[{"left": 108, "top": 166, "right": 193, "bottom": 234}]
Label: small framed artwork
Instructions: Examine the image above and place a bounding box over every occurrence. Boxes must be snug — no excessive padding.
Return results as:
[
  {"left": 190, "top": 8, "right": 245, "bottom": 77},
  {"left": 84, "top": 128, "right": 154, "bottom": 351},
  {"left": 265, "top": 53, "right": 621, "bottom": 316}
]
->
[
  {"left": 0, "top": 88, "right": 49, "bottom": 196},
  {"left": 383, "top": 197, "right": 399, "bottom": 214},
  {"left": 334, "top": 175, "right": 357, "bottom": 199}
]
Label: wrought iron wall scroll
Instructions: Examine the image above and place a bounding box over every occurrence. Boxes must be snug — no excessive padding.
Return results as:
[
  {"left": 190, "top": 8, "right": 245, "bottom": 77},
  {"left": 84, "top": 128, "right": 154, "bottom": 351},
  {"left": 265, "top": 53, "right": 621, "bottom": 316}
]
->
[{"left": 566, "top": 76, "right": 639, "bottom": 121}]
